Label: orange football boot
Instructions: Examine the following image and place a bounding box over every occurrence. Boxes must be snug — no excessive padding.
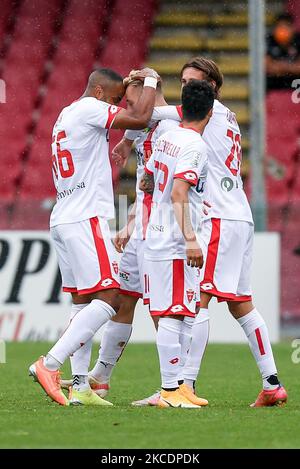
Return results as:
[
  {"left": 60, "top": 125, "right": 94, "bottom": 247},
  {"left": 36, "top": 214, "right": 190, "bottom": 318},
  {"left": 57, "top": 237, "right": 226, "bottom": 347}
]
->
[
  {"left": 250, "top": 385, "right": 288, "bottom": 407},
  {"left": 29, "top": 356, "right": 69, "bottom": 406},
  {"left": 179, "top": 383, "right": 209, "bottom": 406},
  {"left": 158, "top": 389, "right": 201, "bottom": 408}
]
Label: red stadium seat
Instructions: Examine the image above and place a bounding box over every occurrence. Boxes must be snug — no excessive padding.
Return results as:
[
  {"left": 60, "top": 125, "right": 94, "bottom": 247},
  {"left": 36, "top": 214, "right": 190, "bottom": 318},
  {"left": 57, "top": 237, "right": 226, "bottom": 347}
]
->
[
  {"left": 266, "top": 90, "right": 300, "bottom": 204},
  {"left": 101, "top": 0, "right": 157, "bottom": 76},
  {"left": 20, "top": 144, "right": 56, "bottom": 200},
  {"left": 0, "top": 0, "right": 13, "bottom": 42},
  {"left": 11, "top": 0, "right": 157, "bottom": 202}
]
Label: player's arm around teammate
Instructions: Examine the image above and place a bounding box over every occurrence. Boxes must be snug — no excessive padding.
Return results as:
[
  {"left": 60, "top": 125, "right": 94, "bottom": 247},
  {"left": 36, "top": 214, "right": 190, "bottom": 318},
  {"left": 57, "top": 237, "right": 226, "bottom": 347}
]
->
[
  {"left": 87, "top": 81, "right": 176, "bottom": 403},
  {"left": 29, "top": 67, "right": 161, "bottom": 407},
  {"left": 179, "top": 57, "right": 287, "bottom": 407}
]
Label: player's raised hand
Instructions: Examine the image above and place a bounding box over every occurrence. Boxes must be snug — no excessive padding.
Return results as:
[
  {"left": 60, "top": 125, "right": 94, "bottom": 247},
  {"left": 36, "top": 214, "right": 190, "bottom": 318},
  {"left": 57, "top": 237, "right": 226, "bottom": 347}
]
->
[
  {"left": 186, "top": 239, "right": 204, "bottom": 268},
  {"left": 129, "top": 67, "right": 161, "bottom": 83},
  {"left": 112, "top": 138, "right": 132, "bottom": 167}
]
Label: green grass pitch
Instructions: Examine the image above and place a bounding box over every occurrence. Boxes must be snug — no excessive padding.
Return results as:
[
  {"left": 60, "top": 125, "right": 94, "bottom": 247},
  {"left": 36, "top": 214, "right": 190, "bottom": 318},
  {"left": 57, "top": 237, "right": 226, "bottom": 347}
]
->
[{"left": 0, "top": 341, "right": 299, "bottom": 449}]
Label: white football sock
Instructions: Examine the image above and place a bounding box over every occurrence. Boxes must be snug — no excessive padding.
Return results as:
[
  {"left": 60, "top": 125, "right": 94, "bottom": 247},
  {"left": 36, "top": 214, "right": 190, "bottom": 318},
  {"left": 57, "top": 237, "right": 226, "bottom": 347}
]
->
[
  {"left": 43, "top": 354, "right": 62, "bottom": 371},
  {"left": 182, "top": 308, "right": 209, "bottom": 387},
  {"left": 156, "top": 317, "right": 182, "bottom": 389},
  {"left": 47, "top": 299, "right": 116, "bottom": 367},
  {"left": 72, "top": 374, "right": 90, "bottom": 392},
  {"left": 237, "top": 308, "right": 278, "bottom": 390},
  {"left": 90, "top": 320, "right": 132, "bottom": 383},
  {"left": 177, "top": 316, "right": 194, "bottom": 382},
  {"left": 69, "top": 304, "right": 93, "bottom": 377}
]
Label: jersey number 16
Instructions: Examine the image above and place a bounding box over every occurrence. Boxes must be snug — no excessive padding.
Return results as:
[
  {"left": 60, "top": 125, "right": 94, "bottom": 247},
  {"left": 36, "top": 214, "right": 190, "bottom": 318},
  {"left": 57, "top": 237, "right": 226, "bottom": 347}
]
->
[{"left": 52, "top": 130, "right": 75, "bottom": 179}]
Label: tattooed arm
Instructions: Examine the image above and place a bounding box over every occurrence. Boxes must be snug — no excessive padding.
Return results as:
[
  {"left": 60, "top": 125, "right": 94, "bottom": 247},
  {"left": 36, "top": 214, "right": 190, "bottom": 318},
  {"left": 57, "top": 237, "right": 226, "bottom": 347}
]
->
[{"left": 139, "top": 171, "right": 154, "bottom": 194}]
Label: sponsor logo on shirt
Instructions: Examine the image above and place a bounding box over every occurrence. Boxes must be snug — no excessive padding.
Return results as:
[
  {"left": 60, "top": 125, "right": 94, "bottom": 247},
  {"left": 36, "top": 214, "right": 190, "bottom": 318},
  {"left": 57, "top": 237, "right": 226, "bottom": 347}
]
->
[
  {"left": 192, "top": 151, "right": 201, "bottom": 166},
  {"left": 120, "top": 271, "right": 130, "bottom": 281},
  {"left": 149, "top": 224, "right": 164, "bottom": 232},
  {"left": 56, "top": 182, "right": 86, "bottom": 200},
  {"left": 221, "top": 177, "right": 234, "bottom": 192}
]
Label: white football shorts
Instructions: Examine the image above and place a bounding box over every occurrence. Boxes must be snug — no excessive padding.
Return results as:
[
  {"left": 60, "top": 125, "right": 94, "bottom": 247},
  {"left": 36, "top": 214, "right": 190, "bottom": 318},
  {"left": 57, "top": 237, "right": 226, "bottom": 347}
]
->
[
  {"left": 119, "top": 237, "right": 145, "bottom": 299},
  {"left": 198, "top": 218, "right": 253, "bottom": 302},
  {"left": 145, "top": 258, "right": 198, "bottom": 318},
  {"left": 51, "top": 216, "right": 120, "bottom": 295}
]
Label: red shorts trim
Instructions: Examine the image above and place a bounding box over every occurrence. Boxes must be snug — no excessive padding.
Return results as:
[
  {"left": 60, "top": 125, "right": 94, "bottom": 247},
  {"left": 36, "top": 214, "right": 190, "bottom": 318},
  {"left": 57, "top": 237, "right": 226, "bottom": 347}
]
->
[
  {"left": 143, "top": 298, "right": 150, "bottom": 305},
  {"left": 78, "top": 279, "right": 120, "bottom": 295},
  {"left": 150, "top": 307, "right": 195, "bottom": 318},
  {"left": 63, "top": 287, "right": 78, "bottom": 293},
  {"left": 203, "top": 218, "right": 221, "bottom": 284},
  {"left": 90, "top": 217, "right": 114, "bottom": 279},
  {"left": 200, "top": 284, "right": 252, "bottom": 303},
  {"left": 120, "top": 289, "right": 143, "bottom": 299}
]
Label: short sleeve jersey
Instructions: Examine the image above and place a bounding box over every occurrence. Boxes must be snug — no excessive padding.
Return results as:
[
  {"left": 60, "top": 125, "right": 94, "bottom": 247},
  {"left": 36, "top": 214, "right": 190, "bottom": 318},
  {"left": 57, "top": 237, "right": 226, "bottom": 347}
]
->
[
  {"left": 144, "top": 125, "right": 208, "bottom": 260},
  {"left": 50, "top": 97, "right": 121, "bottom": 227}
]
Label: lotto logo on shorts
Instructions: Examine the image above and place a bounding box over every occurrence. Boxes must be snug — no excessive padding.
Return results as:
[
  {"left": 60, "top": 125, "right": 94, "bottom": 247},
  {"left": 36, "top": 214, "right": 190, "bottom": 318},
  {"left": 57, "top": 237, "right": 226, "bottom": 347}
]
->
[
  {"left": 169, "top": 357, "right": 179, "bottom": 365},
  {"left": 101, "top": 278, "right": 114, "bottom": 287},
  {"left": 201, "top": 282, "right": 214, "bottom": 291},
  {"left": 112, "top": 261, "right": 119, "bottom": 274},
  {"left": 186, "top": 289, "right": 195, "bottom": 303},
  {"left": 170, "top": 305, "right": 185, "bottom": 313}
]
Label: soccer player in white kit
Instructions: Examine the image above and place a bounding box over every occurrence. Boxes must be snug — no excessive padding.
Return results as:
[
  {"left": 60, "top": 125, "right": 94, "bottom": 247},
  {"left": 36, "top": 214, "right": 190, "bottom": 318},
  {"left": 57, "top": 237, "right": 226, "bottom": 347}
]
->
[
  {"left": 169, "top": 57, "right": 287, "bottom": 407},
  {"left": 80, "top": 79, "right": 180, "bottom": 399},
  {"left": 140, "top": 80, "right": 214, "bottom": 408},
  {"left": 29, "top": 67, "right": 160, "bottom": 406}
]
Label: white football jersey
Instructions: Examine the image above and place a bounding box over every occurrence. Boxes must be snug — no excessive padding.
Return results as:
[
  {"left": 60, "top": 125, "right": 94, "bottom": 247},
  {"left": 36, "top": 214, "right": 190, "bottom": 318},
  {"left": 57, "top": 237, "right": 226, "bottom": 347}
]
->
[
  {"left": 144, "top": 125, "right": 208, "bottom": 261},
  {"left": 50, "top": 97, "right": 121, "bottom": 227},
  {"left": 132, "top": 119, "right": 179, "bottom": 240},
  {"left": 153, "top": 101, "right": 253, "bottom": 224}
]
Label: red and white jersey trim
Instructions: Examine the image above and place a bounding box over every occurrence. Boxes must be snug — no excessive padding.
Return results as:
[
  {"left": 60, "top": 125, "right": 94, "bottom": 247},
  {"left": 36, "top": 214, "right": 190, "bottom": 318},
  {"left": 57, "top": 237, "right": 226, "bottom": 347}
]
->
[
  {"left": 105, "top": 105, "right": 122, "bottom": 129},
  {"left": 174, "top": 170, "right": 198, "bottom": 186}
]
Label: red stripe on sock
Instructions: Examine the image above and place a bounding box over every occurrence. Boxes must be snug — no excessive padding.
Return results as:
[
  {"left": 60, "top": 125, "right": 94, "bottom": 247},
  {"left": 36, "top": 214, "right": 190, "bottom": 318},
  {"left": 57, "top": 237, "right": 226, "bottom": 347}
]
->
[{"left": 255, "top": 328, "right": 266, "bottom": 356}]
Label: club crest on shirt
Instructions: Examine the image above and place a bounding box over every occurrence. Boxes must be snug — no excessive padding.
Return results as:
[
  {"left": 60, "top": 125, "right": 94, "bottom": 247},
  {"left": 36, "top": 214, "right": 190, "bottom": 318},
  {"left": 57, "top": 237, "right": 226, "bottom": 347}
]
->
[
  {"left": 186, "top": 289, "right": 195, "bottom": 303},
  {"left": 112, "top": 261, "right": 119, "bottom": 275}
]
